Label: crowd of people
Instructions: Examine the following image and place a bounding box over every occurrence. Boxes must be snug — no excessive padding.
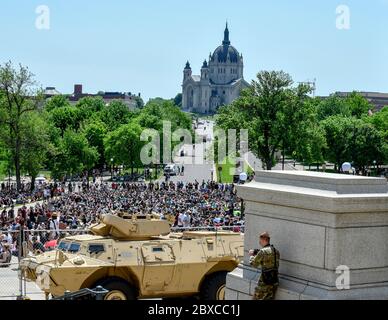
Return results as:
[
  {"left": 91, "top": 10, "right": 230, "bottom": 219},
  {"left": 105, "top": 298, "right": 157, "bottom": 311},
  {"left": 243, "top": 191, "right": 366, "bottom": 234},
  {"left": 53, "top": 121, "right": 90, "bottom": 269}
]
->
[
  {"left": 0, "top": 179, "right": 244, "bottom": 263},
  {"left": 0, "top": 180, "right": 65, "bottom": 208}
]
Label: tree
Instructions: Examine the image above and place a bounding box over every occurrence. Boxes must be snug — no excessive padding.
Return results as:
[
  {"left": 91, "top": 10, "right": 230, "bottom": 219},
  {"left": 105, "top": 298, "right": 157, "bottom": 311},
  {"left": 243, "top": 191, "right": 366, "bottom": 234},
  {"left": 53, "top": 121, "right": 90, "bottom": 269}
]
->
[
  {"left": 293, "top": 123, "right": 327, "bottom": 169},
  {"left": 44, "top": 95, "right": 71, "bottom": 112},
  {"left": 216, "top": 103, "right": 248, "bottom": 163},
  {"left": 134, "top": 96, "right": 144, "bottom": 109},
  {"left": 104, "top": 123, "right": 144, "bottom": 174},
  {"left": 364, "top": 107, "right": 388, "bottom": 166},
  {"left": 134, "top": 99, "right": 193, "bottom": 163},
  {"left": 173, "top": 93, "right": 182, "bottom": 108},
  {"left": 345, "top": 92, "right": 373, "bottom": 118},
  {"left": 82, "top": 120, "right": 108, "bottom": 168},
  {"left": 277, "top": 84, "right": 322, "bottom": 169},
  {"left": 350, "top": 122, "right": 385, "bottom": 172},
  {"left": 317, "top": 94, "right": 351, "bottom": 121},
  {"left": 0, "top": 62, "right": 42, "bottom": 190},
  {"left": 20, "top": 112, "right": 53, "bottom": 190},
  {"left": 76, "top": 96, "right": 105, "bottom": 119},
  {"left": 320, "top": 116, "right": 353, "bottom": 172},
  {"left": 49, "top": 105, "right": 84, "bottom": 136},
  {"left": 50, "top": 130, "right": 99, "bottom": 180},
  {"left": 0, "top": 125, "right": 11, "bottom": 181},
  {"left": 321, "top": 116, "right": 386, "bottom": 173},
  {"left": 217, "top": 70, "right": 315, "bottom": 170},
  {"left": 365, "top": 107, "right": 388, "bottom": 142},
  {"left": 99, "top": 100, "right": 134, "bottom": 129}
]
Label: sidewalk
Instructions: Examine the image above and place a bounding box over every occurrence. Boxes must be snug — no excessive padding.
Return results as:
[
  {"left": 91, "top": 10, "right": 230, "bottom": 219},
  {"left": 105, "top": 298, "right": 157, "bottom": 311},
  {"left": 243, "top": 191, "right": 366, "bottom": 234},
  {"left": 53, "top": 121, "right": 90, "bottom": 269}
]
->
[{"left": 246, "top": 152, "right": 304, "bottom": 171}]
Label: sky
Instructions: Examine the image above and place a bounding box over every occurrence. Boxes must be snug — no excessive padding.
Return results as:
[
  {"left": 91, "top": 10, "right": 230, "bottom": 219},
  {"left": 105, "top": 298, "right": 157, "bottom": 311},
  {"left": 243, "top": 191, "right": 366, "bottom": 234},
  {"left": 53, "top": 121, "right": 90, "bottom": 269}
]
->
[{"left": 0, "top": 0, "right": 387, "bottom": 102}]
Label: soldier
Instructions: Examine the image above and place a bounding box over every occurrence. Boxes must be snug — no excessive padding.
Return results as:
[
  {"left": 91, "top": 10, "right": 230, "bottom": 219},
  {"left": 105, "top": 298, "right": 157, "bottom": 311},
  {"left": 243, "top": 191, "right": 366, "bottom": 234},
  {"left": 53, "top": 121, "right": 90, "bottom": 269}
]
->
[{"left": 249, "top": 232, "right": 280, "bottom": 300}]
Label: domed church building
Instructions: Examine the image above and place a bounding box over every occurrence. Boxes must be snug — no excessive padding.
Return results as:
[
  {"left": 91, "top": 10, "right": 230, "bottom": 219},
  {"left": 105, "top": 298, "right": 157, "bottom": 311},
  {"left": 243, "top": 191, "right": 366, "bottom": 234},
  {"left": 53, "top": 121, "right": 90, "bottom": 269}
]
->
[{"left": 182, "top": 23, "right": 250, "bottom": 114}]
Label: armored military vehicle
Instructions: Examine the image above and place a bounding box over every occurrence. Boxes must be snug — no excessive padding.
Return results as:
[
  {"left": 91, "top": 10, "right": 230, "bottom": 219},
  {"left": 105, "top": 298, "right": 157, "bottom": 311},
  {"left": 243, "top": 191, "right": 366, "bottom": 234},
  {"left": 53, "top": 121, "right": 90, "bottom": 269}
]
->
[{"left": 20, "top": 214, "right": 244, "bottom": 300}]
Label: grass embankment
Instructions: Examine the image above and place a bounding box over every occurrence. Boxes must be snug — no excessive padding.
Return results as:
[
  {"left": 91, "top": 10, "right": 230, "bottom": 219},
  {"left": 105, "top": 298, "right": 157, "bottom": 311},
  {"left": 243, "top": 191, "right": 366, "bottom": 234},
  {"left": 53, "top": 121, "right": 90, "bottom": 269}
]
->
[{"left": 217, "top": 157, "right": 254, "bottom": 183}]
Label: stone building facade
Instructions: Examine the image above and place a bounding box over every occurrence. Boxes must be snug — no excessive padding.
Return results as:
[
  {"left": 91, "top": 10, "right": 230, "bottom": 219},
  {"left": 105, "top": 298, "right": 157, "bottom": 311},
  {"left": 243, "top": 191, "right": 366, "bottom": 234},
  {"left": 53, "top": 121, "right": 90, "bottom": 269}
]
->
[{"left": 182, "top": 24, "right": 250, "bottom": 114}]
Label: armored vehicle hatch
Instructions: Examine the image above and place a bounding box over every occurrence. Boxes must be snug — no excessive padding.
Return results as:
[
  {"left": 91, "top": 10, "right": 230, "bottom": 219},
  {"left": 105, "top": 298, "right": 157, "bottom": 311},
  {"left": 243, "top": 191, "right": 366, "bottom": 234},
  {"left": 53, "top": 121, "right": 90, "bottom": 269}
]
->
[{"left": 90, "top": 214, "right": 171, "bottom": 240}]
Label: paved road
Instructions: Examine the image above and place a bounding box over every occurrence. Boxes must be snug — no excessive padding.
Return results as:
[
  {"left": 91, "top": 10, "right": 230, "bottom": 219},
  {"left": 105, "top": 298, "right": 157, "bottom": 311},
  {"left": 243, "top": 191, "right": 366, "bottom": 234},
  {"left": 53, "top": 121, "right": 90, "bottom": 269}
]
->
[
  {"left": 160, "top": 120, "right": 215, "bottom": 183},
  {"left": 246, "top": 151, "right": 304, "bottom": 171},
  {"left": 0, "top": 257, "right": 45, "bottom": 300}
]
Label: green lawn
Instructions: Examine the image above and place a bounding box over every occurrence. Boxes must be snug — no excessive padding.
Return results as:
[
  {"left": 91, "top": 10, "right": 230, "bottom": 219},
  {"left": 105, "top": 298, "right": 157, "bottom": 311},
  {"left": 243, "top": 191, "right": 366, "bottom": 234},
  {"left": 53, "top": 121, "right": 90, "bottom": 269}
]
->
[
  {"left": 217, "top": 157, "right": 254, "bottom": 183},
  {"left": 38, "top": 170, "right": 52, "bottom": 179}
]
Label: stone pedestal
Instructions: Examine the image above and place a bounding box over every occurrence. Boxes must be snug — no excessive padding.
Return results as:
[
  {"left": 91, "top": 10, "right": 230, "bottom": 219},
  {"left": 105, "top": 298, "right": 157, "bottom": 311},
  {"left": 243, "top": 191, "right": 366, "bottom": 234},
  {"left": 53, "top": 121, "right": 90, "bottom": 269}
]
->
[{"left": 226, "top": 171, "right": 388, "bottom": 300}]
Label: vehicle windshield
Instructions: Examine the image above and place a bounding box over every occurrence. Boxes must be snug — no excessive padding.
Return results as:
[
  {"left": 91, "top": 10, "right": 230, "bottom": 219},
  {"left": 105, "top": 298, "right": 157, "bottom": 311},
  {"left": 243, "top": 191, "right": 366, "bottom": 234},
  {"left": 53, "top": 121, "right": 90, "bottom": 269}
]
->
[
  {"left": 57, "top": 241, "right": 70, "bottom": 251},
  {"left": 68, "top": 243, "right": 81, "bottom": 253}
]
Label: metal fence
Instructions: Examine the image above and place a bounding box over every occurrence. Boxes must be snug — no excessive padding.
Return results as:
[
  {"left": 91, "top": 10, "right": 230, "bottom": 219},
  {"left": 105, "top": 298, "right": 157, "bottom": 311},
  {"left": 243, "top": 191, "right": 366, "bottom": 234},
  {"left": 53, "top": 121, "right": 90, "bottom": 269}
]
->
[
  {"left": 171, "top": 225, "right": 245, "bottom": 233},
  {"left": 0, "top": 228, "right": 89, "bottom": 300},
  {"left": 0, "top": 225, "right": 243, "bottom": 300}
]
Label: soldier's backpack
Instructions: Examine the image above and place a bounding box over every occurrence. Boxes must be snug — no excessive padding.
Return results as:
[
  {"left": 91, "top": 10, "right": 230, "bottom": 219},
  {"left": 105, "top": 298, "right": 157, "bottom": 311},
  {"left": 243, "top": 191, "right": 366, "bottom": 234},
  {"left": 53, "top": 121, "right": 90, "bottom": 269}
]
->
[{"left": 261, "top": 245, "right": 279, "bottom": 285}]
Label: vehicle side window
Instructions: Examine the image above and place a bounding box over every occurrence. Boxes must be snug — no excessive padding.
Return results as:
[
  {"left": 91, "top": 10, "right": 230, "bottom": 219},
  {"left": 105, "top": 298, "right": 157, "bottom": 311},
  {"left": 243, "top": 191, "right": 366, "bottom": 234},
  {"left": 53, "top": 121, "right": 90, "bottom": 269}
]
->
[
  {"left": 88, "top": 244, "right": 105, "bottom": 254},
  {"left": 68, "top": 243, "right": 81, "bottom": 253},
  {"left": 58, "top": 241, "right": 70, "bottom": 251},
  {"left": 152, "top": 247, "right": 164, "bottom": 253}
]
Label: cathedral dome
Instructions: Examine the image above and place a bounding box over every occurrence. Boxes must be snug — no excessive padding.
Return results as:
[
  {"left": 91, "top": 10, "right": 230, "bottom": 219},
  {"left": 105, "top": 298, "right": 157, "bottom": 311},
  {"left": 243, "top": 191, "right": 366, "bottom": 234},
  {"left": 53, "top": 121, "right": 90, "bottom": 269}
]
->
[
  {"left": 210, "top": 23, "right": 241, "bottom": 64},
  {"left": 212, "top": 45, "right": 240, "bottom": 63}
]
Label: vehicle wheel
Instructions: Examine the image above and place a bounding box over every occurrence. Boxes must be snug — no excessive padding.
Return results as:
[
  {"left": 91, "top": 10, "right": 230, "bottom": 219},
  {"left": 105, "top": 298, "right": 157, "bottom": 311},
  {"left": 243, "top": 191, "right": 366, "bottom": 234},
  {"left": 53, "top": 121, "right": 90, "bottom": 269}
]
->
[
  {"left": 97, "top": 278, "right": 136, "bottom": 300},
  {"left": 200, "top": 272, "right": 227, "bottom": 300}
]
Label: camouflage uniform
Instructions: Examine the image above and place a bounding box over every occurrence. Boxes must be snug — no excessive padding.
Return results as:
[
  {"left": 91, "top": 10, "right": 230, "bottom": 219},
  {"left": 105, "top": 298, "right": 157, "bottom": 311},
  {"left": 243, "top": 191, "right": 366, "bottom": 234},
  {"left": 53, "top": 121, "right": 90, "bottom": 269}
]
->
[{"left": 250, "top": 245, "right": 280, "bottom": 300}]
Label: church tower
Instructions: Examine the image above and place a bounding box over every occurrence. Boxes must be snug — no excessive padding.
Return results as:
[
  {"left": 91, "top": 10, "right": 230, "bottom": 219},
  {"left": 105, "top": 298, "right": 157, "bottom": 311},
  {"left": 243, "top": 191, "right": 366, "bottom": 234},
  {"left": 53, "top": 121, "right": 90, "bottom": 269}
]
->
[
  {"left": 200, "top": 60, "right": 210, "bottom": 113},
  {"left": 223, "top": 22, "right": 230, "bottom": 46},
  {"left": 201, "top": 60, "right": 209, "bottom": 80},
  {"left": 183, "top": 61, "right": 192, "bottom": 81}
]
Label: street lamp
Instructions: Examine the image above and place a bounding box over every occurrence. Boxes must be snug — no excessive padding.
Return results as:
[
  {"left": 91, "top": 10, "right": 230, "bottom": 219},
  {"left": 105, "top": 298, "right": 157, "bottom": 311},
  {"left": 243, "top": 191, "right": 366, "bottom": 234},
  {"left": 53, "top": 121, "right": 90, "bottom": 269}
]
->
[
  {"left": 149, "top": 169, "right": 153, "bottom": 183},
  {"left": 373, "top": 160, "right": 377, "bottom": 176},
  {"left": 218, "top": 166, "right": 222, "bottom": 183},
  {"left": 150, "top": 162, "right": 154, "bottom": 183},
  {"left": 110, "top": 158, "right": 114, "bottom": 181},
  {"left": 8, "top": 167, "right": 11, "bottom": 190}
]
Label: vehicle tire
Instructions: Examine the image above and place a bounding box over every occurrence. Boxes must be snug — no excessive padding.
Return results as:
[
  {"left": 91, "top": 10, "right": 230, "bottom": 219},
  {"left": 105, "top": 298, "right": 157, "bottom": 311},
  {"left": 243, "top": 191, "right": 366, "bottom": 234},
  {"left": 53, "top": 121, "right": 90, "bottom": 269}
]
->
[
  {"left": 97, "top": 278, "right": 136, "bottom": 300},
  {"left": 200, "top": 272, "right": 227, "bottom": 300}
]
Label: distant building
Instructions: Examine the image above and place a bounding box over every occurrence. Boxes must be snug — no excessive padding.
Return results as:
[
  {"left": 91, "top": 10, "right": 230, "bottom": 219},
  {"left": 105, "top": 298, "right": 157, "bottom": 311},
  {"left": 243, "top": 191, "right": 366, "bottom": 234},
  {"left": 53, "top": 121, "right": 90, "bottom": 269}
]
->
[
  {"left": 44, "top": 84, "right": 143, "bottom": 110},
  {"left": 182, "top": 23, "right": 249, "bottom": 114},
  {"left": 44, "top": 87, "right": 61, "bottom": 97},
  {"left": 333, "top": 91, "right": 388, "bottom": 111}
]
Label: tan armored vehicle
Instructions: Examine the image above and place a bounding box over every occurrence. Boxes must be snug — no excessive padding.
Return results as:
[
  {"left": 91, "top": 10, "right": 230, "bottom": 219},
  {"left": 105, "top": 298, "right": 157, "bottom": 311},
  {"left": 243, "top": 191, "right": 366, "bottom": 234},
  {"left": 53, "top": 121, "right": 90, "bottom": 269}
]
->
[{"left": 20, "top": 214, "right": 244, "bottom": 300}]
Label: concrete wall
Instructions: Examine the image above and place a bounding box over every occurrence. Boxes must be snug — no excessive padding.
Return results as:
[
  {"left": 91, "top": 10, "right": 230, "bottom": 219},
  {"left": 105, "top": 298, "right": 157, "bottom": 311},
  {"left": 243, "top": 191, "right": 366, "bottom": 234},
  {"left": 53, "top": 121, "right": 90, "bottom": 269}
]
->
[{"left": 226, "top": 171, "right": 388, "bottom": 300}]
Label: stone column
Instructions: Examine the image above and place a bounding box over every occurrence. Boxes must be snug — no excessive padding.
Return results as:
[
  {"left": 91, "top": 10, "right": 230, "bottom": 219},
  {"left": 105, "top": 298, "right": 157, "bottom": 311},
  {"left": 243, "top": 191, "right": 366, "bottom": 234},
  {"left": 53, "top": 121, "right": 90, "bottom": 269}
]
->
[{"left": 226, "top": 171, "right": 388, "bottom": 300}]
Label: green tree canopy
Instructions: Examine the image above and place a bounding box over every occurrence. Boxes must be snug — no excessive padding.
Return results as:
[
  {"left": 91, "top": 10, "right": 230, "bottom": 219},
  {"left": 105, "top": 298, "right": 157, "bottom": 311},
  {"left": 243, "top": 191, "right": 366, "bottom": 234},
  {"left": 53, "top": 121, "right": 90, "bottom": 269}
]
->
[
  {"left": 49, "top": 105, "right": 84, "bottom": 136},
  {"left": 76, "top": 96, "right": 105, "bottom": 119},
  {"left": 50, "top": 130, "right": 99, "bottom": 179},
  {"left": 104, "top": 123, "right": 144, "bottom": 174},
  {"left": 321, "top": 115, "right": 386, "bottom": 172},
  {"left": 365, "top": 107, "right": 388, "bottom": 142},
  {"left": 0, "top": 61, "right": 42, "bottom": 190},
  {"left": 44, "top": 95, "right": 72, "bottom": 112},
  {"left": 217, "top": 70, "right": 321, "bottom": 170},
  {"left": 20, "top": 111, "right": 54, "bottom": 190},
  {"left": 99, "top": 100, "right": 135, "bottom": 129},
  {"left": 345, "top": 91, "right": 373, "bottom": 118},
  {"left": 82, "top": 120, "right": 108, "bottom": 168},
  {"left": 317, "top": 94, "right": 351, "bottom": 121}
]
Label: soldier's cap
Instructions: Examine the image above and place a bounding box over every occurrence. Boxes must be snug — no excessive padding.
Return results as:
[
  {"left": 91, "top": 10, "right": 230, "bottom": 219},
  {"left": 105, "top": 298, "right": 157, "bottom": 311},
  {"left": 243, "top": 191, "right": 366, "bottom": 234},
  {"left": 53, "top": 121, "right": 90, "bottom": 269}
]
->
[{"left": 259, "top": 232, "right": 270, "bottom": 240}]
